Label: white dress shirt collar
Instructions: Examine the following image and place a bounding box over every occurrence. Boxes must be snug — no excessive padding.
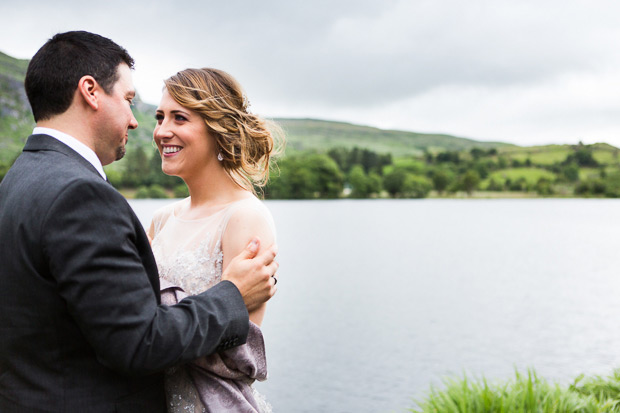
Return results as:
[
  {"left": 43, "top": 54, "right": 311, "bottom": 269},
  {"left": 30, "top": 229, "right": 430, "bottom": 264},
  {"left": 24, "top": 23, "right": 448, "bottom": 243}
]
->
[{"left": 33, "top": 127, "right": 107, "bottom": 180}]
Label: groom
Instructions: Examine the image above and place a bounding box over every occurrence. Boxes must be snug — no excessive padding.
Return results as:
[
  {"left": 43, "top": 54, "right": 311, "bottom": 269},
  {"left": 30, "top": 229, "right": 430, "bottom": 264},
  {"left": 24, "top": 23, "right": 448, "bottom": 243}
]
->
[{"left": 0, "top": 31, "right": 278, "bottom": 412}]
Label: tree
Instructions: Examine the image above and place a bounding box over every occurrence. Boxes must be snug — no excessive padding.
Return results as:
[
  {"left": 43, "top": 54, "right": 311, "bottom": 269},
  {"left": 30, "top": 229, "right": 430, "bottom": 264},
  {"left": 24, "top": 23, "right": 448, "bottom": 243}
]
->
[
  {"left": 265, "top": 157, "right": 315, "bottom": 199},
  {"left": 310, "top": 154, "right": 344, "bottom": 198},
  {"left": 383, "top": 168, "right": 407, "bottom": 197},
  {"left": 486, "top": 178, "right": 502, "bottom": 191},
  {"left": 564, "top": 142, "right": 598, "bottom": 167},
  {"left": 436, "top": 151, "right": 460, "bottom": 164},
  {"left": 348, "top": 165, "right": 369, "bottom": 198},
  {"left": 122, "top": 146, "right": 150, "bottom": 187},
  {"left": 459, "top": 170, "right": 480, "bottom": 195},
  {"left": 265, "top": 154, "right": 344, "bottom": 199},
  {"left": 561, "top": 162, "right": 580, "bottom": 182},
  {"left": 535, "top": 178, "right": 554, "bottom": 195},
  {"left": 432, "top": 170, "right": 451, "bottom": 194},
  {"left": 509, "top": 177, "right": 528, "bottom": 192},
  {"left": 470, "top": 148, "right": 484, "bottom": 160},
  {"left": 402, "top": 175, "right": 432, "bottom": 198},
  {"left": 603, "top": 171, "right": 620, "bottom": 197},
  {"left": 147, "top": 149, "right": 183, "bottom": 188},
  {"left": 472, "top": 161, "right": 489, "bottom": 179},
  {"left": 367, "top": 172, "right": 383, "bottom": 196},
  {"left": 327, "top": 147, "right": 348, "bottom": 172}
]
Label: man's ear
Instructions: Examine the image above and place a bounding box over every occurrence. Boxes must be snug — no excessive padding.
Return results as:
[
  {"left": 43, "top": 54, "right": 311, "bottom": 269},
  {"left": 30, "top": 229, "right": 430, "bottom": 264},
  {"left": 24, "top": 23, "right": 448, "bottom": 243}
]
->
[{"left": 77, "top": 75, "right": 100, "bottom": 110}]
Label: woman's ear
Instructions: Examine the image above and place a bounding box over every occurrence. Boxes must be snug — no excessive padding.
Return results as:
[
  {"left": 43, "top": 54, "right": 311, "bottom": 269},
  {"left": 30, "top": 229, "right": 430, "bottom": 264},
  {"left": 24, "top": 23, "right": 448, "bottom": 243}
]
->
[{"left": 77, "top": 75, "right": 99, "bottom": 110}]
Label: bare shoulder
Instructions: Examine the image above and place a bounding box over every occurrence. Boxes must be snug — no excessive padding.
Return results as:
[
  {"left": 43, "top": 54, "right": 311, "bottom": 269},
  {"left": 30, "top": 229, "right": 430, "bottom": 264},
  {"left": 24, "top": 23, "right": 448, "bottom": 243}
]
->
[
  {"left": 148, "top": 198, "right": 187, "bottom": 238},
  {"left": 152, "top": 197, "right": 186, "bottom": 221},
  {"left": 222, "top": 197, "right": 276, "bottom": 260},
  {"left": 225, "top": 198, "right": 276, "bottom": 243}
]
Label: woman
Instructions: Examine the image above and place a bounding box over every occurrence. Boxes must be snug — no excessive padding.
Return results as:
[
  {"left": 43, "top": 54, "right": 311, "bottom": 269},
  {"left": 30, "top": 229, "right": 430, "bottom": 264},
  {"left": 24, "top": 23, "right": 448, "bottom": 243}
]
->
[{"left": 147, "top": 68, "right": 282, "bottom": 413}]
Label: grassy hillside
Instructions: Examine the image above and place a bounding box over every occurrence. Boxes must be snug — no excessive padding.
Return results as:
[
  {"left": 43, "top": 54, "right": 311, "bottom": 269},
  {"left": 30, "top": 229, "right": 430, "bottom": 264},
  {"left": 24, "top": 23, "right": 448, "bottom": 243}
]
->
[
  {"left": 3, "top": 48, "right": 620, "bottom": 201},
  {"left": 0, "top": 51, "right": 33, "bottom": 161},
  {"left": 275, "top": 118, "right": 513, "bottom": 156},
  {"left": 0, "top": 50, "right": 523, "bottom": 165},
  {"left": 498, "top": 143, "right": 620, "bottom": 166},
  {"left": 0, "top": 51, "right": 29, "bottom": 81}
]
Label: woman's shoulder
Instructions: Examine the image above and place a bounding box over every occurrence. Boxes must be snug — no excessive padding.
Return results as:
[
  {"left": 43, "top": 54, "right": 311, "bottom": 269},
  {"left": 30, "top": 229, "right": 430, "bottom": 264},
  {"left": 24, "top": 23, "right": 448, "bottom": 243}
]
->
[
  {"left": 153, "top": 197, "right": 187, "bottom": 219},
  {"left": 226, "top": 196, "right": 274, "bottom": 222},
  {"left": 151, "top": 198, "right": 188, "bottom": 233},
  {"left": 222, "top": 195, "right": 276, "bottom": 239}
]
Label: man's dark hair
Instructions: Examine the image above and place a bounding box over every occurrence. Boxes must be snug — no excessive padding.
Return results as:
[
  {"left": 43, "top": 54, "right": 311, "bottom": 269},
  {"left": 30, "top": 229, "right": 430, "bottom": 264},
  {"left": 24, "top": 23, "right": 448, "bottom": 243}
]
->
[{"left": 25, "top": 31, "right": 134, "bottom": 122}]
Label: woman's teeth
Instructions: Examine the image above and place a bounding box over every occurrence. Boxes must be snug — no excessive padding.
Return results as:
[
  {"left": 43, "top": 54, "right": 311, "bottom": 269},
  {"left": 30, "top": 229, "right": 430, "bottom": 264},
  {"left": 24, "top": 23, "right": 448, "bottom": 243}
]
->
[{"left": 163, "top": 146, "right": 182, "bottom": 154}]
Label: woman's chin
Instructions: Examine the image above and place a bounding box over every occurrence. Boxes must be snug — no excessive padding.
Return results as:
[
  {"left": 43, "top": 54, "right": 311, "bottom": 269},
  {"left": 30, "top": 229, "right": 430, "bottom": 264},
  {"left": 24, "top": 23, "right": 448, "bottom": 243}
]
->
[{"left": 161, "top": 167, "right": 180, "bottom": 177}]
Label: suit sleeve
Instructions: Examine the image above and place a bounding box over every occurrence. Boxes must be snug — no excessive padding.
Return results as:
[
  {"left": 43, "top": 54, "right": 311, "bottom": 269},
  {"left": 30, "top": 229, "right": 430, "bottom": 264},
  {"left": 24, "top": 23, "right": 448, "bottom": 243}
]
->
[{"left": 42, "top": 179, "right": 249, "bottom": 375}]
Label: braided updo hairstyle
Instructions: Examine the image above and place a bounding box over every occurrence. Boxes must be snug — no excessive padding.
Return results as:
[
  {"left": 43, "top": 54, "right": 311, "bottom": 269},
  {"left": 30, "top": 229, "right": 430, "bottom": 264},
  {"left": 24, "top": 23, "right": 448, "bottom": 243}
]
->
[{"left": 163, "top": 68, "right": 282, "bottom": 192}]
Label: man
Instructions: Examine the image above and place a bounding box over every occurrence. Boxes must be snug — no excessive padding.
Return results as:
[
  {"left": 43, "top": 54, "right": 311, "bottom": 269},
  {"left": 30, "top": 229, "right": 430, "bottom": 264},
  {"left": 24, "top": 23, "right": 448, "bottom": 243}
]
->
[{"left": 0, "top": 31, "right": 278, "bottom": 412}]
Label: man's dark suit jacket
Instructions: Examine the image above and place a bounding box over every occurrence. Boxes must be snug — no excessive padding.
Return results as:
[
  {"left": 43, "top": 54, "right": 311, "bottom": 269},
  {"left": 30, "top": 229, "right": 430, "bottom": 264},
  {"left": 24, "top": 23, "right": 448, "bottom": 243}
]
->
[{"left": 0, "top": 134, "right": 250, "bottom": 412}]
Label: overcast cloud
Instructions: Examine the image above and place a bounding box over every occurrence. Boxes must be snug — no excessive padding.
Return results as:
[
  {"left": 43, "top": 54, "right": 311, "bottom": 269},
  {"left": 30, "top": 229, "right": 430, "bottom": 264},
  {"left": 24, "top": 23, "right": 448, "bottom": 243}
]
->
[{"left": 2, "top": 0, "right": 620, "bottom": 146}]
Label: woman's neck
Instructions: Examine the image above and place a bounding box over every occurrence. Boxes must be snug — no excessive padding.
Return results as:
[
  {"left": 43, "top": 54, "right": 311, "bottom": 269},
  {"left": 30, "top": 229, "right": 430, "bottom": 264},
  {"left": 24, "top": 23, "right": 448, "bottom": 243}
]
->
[{"left": 183, "top": 166, "right": 249, "bottom": 210}]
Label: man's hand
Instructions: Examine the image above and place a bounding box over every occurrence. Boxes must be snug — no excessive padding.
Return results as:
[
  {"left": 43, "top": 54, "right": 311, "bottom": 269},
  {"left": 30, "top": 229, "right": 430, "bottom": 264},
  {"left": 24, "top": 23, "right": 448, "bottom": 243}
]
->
[{"left": 222, "top": 237, "right": 279, "bottom": 312}]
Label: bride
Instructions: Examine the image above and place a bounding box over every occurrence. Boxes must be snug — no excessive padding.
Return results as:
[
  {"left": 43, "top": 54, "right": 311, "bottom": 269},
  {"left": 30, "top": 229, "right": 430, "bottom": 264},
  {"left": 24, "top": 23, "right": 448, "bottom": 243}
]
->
[{"left": 147, "top": 68, "right": 282, "bottom": 412}]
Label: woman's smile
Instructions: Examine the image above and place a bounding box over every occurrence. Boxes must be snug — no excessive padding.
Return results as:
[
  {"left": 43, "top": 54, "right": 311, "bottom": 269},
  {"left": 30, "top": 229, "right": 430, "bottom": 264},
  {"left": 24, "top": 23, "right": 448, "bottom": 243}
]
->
[{"left": 162, "top": 145, "right": 183, "bottom": 156}]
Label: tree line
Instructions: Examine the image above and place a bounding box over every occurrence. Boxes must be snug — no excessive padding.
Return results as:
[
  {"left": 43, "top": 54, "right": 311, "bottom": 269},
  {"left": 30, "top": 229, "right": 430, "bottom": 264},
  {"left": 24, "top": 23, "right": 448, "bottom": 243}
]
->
[{"left": 1, "top": 143, "right": 619, "bottom": 199}]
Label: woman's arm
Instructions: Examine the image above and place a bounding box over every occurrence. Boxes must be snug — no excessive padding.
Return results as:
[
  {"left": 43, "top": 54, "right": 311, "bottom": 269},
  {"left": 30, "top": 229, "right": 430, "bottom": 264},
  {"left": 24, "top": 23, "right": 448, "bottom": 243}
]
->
[{"left": 221, "top": 206, "right": 276, "bottom": 326}]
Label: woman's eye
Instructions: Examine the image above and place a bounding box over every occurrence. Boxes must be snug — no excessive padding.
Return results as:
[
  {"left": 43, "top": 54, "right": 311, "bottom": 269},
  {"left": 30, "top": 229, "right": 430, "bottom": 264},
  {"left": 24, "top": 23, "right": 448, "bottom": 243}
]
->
[
  {"left": 155, "top": 114, "right": 164, "bottom": 124},
  {"left": 175, "top": 115, "right": 187, "bottom": 122}
]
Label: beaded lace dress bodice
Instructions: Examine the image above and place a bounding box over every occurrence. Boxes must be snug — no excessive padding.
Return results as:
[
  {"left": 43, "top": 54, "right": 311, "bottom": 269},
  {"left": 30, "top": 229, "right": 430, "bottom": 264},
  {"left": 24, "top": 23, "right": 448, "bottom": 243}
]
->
[{"left": 150, "top": 196, "right": 275, "bottom": 413}]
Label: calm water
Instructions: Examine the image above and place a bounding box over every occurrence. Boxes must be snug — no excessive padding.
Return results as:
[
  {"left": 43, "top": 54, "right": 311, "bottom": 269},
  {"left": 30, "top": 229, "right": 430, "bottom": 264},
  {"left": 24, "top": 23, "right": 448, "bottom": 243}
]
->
[{"left": 130, "top": 199, "right": 620, "bottom": 413}]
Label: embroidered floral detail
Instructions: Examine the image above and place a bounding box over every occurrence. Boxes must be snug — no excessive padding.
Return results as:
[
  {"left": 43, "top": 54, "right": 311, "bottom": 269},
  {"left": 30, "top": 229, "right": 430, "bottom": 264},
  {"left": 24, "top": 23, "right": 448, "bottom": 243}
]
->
[{"left": 154, "top": 234, "right": 223, "bottom": 295}]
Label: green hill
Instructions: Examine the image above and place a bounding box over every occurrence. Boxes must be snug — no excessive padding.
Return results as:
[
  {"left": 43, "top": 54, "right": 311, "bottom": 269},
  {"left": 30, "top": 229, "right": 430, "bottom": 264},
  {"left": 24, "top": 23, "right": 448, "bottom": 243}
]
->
[
  {"left": 1, "top": 50, "right": 618, "bottom": 171},
  {"left": 274, "top": 118, "right": 513, "bottom": 156},
  {"left": 499, "top": 142, "right": 620, "bottom": 165},
  {"left": 0, "top": 51, "right": 33, "bottom": 161},
  {"left": 0, "top": 50, "right": 518, "bottom": 165}
]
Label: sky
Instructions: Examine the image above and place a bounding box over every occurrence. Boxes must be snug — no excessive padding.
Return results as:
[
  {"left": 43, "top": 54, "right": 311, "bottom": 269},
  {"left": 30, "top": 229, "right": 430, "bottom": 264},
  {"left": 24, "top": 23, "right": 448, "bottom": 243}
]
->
[{"left": 1, "top": 0, "right": 620, "bottom": 147}]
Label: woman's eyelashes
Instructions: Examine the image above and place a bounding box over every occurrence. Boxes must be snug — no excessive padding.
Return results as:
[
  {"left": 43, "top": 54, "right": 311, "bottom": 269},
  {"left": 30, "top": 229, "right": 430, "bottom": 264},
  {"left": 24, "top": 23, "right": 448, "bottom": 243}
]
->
[{"left": 154, "top": 113, "right": 188, "bottom": 124}]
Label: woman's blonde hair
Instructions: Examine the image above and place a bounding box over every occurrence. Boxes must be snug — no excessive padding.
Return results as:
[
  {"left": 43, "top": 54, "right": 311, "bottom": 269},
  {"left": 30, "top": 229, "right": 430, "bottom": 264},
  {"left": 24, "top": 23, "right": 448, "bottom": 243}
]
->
[{"left": 164, "top": 68, "right": 283, "bottom": 193}]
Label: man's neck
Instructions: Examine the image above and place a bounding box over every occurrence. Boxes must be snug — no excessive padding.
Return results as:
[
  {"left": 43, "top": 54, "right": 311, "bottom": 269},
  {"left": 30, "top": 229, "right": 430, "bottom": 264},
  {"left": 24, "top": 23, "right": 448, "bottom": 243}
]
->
[{"left": 37, "top": 113, "right": 95, "bottom": 152}]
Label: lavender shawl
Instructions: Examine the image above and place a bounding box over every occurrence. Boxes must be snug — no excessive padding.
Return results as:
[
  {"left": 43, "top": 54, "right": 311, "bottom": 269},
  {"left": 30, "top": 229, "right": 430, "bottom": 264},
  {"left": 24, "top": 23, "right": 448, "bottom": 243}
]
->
[{"left": 161, "top": 279, "right": 268, "bottom": 412}]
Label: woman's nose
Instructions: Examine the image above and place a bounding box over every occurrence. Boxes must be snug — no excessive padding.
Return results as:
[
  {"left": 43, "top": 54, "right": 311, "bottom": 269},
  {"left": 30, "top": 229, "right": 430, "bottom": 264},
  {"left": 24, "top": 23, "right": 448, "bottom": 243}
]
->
[{"left": 154, "top": 121, "right": 172, "bottom": 139}]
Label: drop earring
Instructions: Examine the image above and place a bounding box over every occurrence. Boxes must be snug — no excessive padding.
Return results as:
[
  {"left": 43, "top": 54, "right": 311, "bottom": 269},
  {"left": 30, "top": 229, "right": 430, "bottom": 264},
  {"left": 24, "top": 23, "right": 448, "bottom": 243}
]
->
[{"left": 217, "top": 152, "right": 224, "bottom": 162}]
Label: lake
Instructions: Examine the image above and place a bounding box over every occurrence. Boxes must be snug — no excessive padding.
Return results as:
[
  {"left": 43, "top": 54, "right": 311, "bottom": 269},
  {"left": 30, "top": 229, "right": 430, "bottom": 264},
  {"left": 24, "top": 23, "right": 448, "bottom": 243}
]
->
[{"left": 129, "top": 198, "right": 620, "bottom": 413}]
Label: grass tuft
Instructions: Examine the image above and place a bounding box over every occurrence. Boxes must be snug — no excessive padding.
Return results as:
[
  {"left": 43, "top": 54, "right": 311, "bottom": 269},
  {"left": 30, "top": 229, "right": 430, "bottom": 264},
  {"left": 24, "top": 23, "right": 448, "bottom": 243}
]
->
[{"left": 410, "top": 369, "right": 620, "bottom": 413}]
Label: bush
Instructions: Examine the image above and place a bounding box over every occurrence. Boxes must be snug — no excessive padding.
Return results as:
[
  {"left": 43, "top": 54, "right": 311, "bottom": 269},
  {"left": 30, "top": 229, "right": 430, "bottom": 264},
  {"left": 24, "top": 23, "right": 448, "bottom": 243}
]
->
[
  {"left": 383, "top": 168, "right": 408, "bottom": 197},
  {"left": 402, "top": 175, "right": 432, "bottom": 198},
  {"left": 509, "top": 177, "right": 528, "bottom": 192},
  {"left": 535, "top": 178, "right": 554, "bottom": 195},
  {"left": 147, "top": 185, "right": 169, "bottom": 199},
  {"left": 486, "top": 178, "right": 503, "bottom": 191},
  {"left": 134, "top": 186, "right": 150, "bottom": 199},
  {"left": 459, "top": 170, "right": 481, "bottom": 194},
  {"left": 431, "top": 170, "right": 452, "bottom": 193},
  {"left": 173, "top": 184, "right": 189, "bottom": 198},
  {"left": 135, "top": 185, "right": 169, "bottom": 199},
  {"left": 104, "top": 168, "right": 124, "bottom": 188}
]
